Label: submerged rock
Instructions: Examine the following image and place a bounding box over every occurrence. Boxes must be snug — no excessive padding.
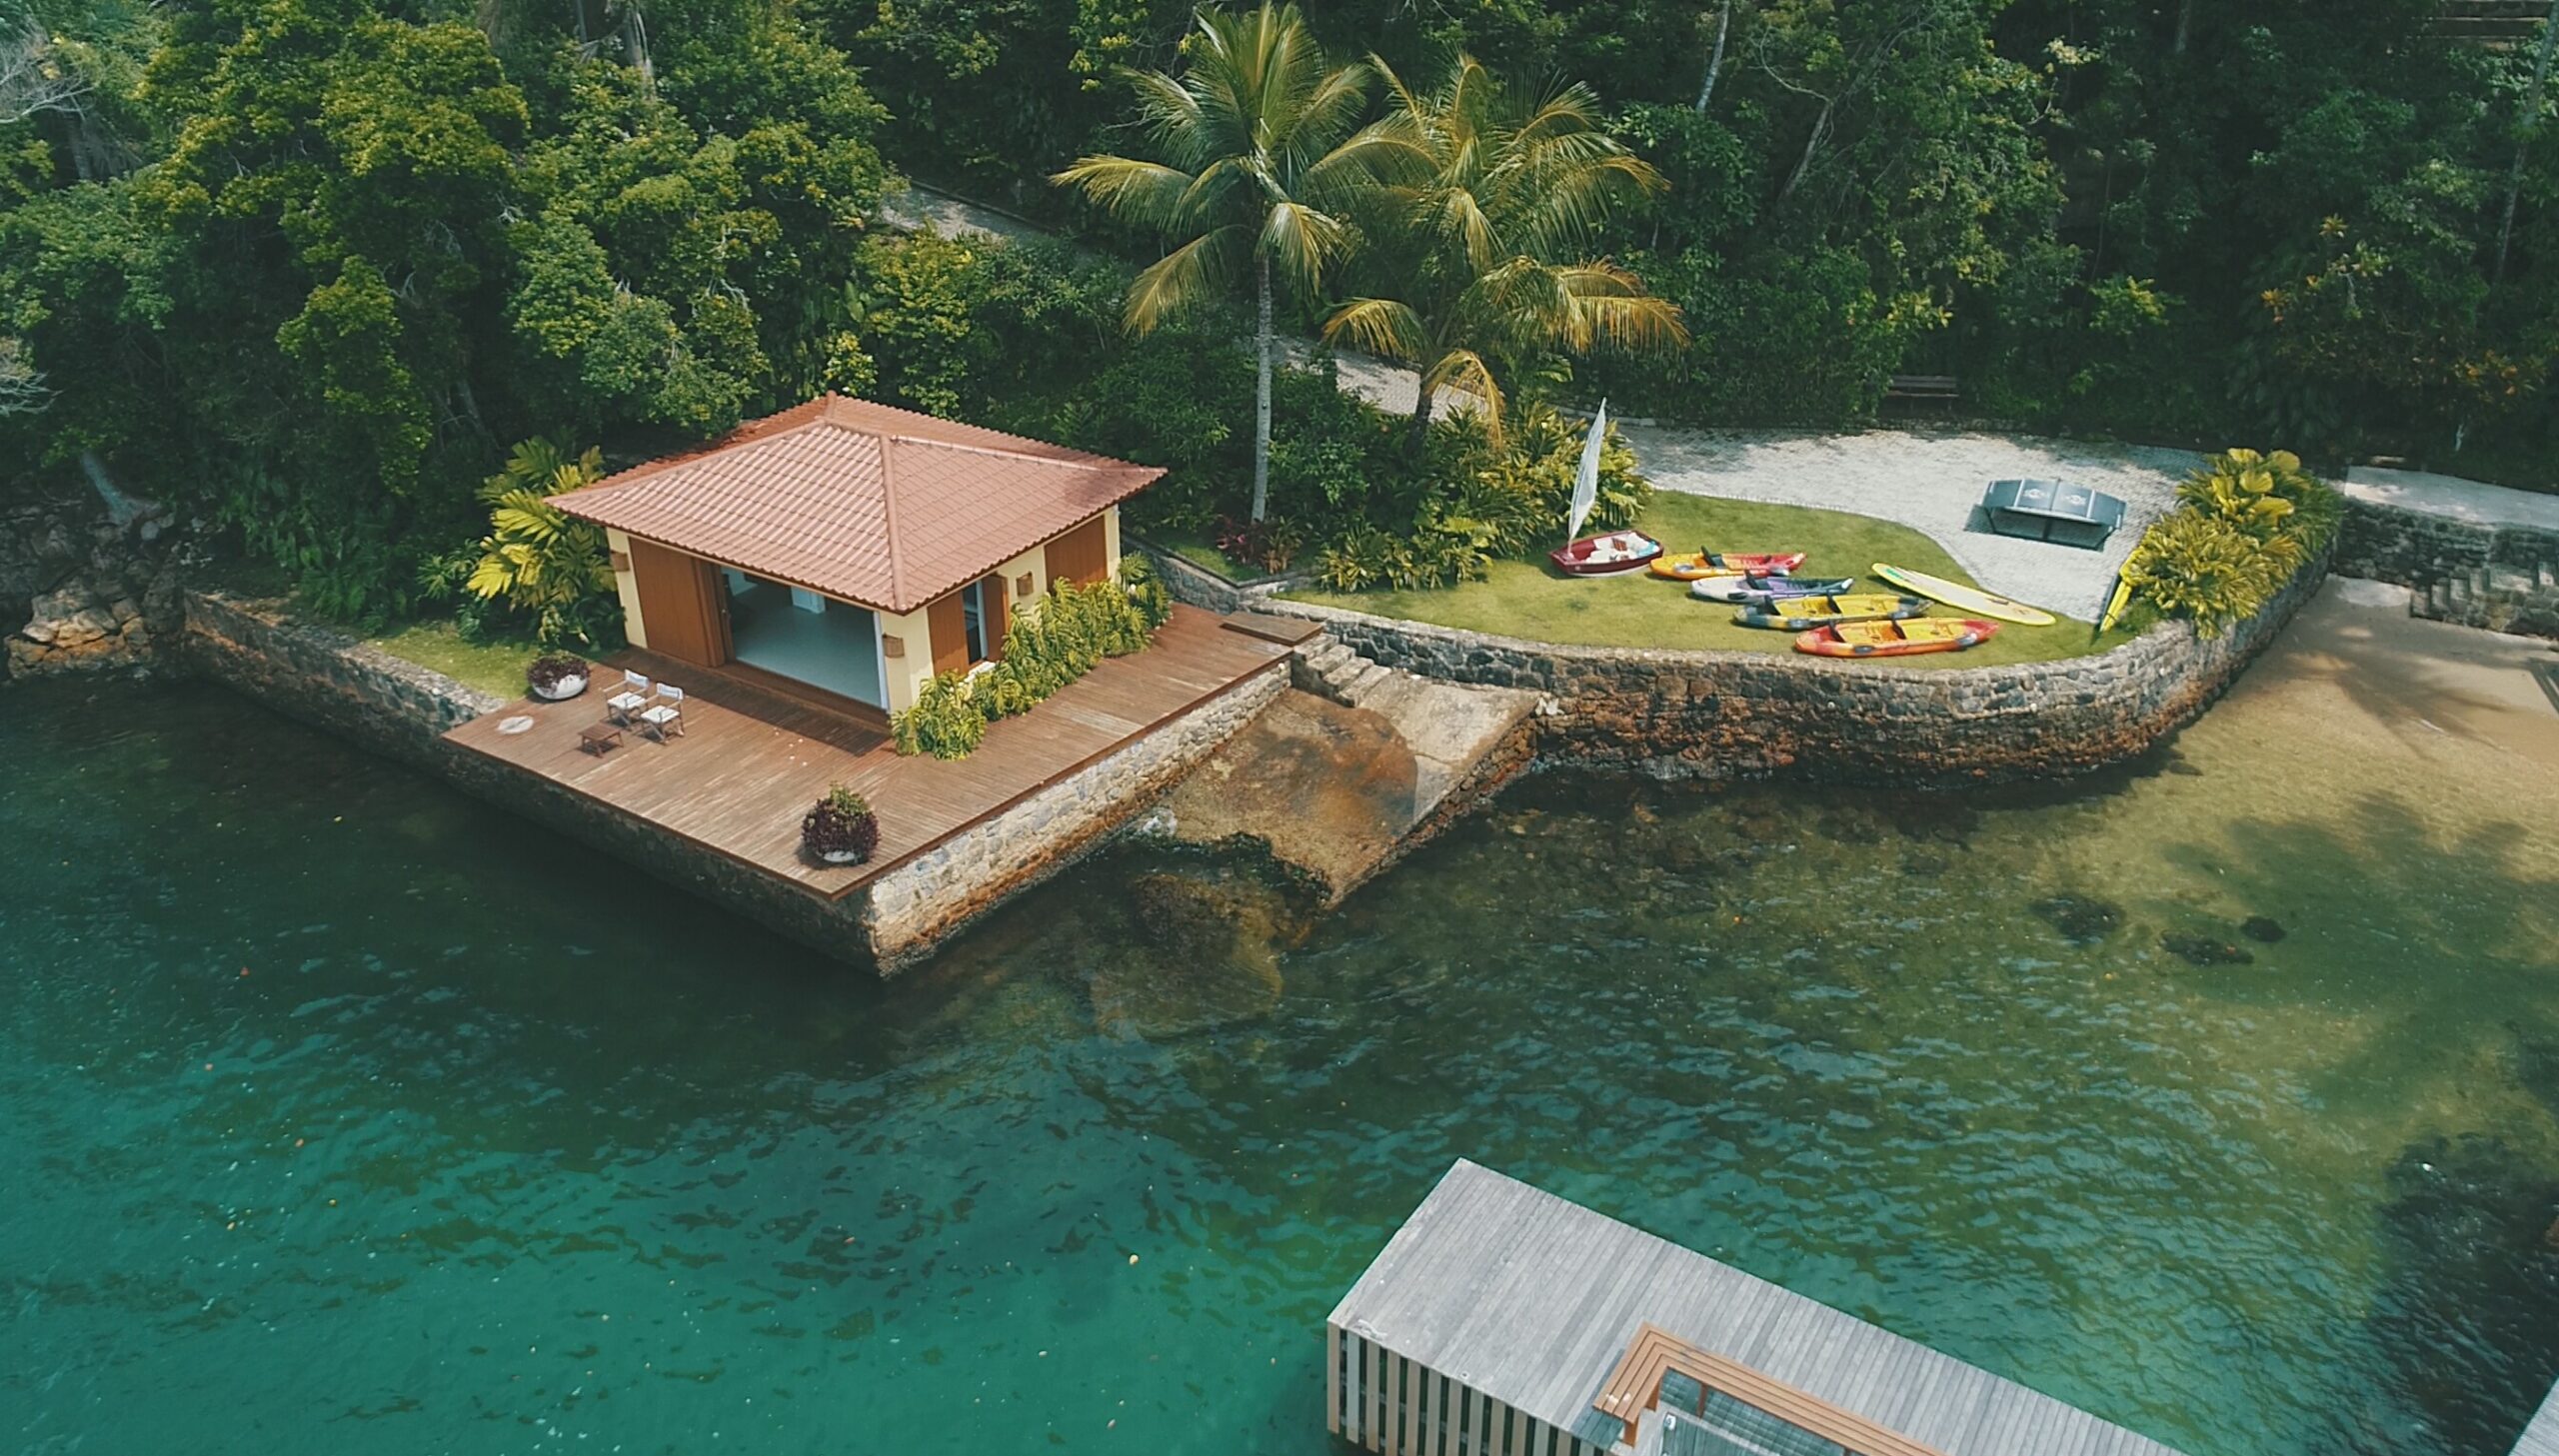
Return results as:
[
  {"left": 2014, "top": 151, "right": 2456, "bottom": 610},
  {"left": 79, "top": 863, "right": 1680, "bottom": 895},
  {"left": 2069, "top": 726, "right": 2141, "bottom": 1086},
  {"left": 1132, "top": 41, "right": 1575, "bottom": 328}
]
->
[
  {"left": 2241, "top": 915, "right": 2287, "bottom": 943},
  {"left": 2031, "top": 894, "right": 2123, "bottom": 944},
  {"left": 2160, "top": 930, "right": 2254, "bottom": 967},
  {"left": 1090, "top": 871, "right": 1290, "bottom": 1039}
]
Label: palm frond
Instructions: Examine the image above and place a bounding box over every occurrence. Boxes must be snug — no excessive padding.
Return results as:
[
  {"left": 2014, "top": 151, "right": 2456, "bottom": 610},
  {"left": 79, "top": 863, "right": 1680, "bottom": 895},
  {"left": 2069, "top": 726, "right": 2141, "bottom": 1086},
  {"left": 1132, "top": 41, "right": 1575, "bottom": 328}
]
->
[
  {"left": 1423, "top": 349, "right": 1507, "bottom": 442},
  {"left": 1260, "top": 199, "right": 1345, "bottom": 296},
  {"left": 1322, "top": 297, "right": 1426, "bottom": 363},
  {"left": 1124, "top": 225, "right": 1250, "bottom": 333},
  {"left": 1053, "top": 156, "right": 1202, "bottom": 232}
]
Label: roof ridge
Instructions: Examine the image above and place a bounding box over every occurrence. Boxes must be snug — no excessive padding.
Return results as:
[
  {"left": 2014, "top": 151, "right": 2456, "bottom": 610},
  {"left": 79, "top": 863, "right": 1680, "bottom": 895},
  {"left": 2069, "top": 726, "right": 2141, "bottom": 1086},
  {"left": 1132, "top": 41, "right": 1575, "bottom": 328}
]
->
[
  {"left": 876, "top": 433, "right": 905, "bottom": 610},
  {"left": 881, "top": 432, "right": 1136, "bottom": 472}
]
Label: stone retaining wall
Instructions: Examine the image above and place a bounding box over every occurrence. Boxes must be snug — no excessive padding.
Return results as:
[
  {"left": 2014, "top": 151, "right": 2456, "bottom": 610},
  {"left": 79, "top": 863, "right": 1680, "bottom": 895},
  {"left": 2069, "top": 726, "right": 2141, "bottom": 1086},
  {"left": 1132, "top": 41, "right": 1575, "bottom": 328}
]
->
[
  {"left": 863, "top": 665, "right": 1288, "bottom": 970},
  {"left": 1223, "top": 560, "right": 2328, "bottom": 785},
  {"left": 172, "top": 586, "right": 1288, "bottom": 973},
  {"left": 2334, "top": 496, "right": 2559, "bottom": 588}
]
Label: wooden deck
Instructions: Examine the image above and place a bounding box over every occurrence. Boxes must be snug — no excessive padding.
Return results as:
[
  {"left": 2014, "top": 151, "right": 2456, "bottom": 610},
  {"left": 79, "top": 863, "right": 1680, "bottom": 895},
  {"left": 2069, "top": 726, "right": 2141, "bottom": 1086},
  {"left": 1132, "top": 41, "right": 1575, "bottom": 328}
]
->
[
  {"left": 443, "top": 605, "right": 1288, "bottom": 898},
  {"left": 1326, "top": 1160, "right": 2188, "bottom": 1456},
  {"left": 2516, "top": 1380, "right": 2559, "bottom": 1456}
]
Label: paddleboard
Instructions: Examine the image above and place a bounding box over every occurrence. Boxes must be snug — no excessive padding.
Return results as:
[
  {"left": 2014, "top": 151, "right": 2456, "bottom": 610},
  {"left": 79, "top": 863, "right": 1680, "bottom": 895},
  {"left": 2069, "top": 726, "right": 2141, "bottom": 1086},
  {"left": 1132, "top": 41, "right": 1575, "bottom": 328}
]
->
[
  {"left": 2096, "top": 574, "right": 2134, "bottom": 635},
  {"left": 1871, "top": 564, "right": 2056, "bottom": 627}
]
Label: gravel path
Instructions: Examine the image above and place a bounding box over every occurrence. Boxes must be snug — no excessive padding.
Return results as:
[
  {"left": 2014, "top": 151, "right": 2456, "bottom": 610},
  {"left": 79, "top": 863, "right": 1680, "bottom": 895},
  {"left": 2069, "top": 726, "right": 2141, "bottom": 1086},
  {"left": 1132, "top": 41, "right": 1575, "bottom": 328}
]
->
[{"left": 2341, "top": 466, "right": 2559, "bottom": 532}]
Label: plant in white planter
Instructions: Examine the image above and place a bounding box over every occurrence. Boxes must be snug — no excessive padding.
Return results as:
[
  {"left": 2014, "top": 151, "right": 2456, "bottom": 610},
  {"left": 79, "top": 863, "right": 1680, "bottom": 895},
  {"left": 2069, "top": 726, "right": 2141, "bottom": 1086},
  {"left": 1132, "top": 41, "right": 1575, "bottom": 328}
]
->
[
  {"left": 527, "top": 653, "right": 590, "bottom": 701},
  {"left": 802, "top": 785, "right": 881, "bottom": 865}
]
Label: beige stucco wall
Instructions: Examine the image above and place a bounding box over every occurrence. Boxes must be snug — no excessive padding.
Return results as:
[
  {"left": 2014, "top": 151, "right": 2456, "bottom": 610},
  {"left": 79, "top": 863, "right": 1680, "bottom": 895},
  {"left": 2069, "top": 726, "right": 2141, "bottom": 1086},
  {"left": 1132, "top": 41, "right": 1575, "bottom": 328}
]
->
[
  {"left": 605, "top": 529, "right": 649, "bottom": 651},
  {"left": 605, "top": 505, "right": 1128, "bottom": 716}
]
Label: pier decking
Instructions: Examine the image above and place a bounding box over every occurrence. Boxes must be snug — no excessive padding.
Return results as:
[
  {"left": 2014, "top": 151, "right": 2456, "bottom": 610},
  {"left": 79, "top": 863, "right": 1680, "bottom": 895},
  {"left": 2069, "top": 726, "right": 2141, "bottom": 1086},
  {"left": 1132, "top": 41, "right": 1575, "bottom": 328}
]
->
[
  {"left": 443, "top": 604, "right": 1287, "bottom": 898},
  {"left": 2516, "top": 1380, "right": 2559, "bottom": 1456},
  {"left": 1327, "top": 1160, "right": 2186, "bottom": 1456}
]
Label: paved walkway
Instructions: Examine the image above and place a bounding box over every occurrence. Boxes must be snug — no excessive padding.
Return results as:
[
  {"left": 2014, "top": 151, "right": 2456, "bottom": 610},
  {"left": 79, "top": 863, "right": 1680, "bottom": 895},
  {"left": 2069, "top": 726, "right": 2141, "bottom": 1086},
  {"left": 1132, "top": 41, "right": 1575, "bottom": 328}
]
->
[{"left": 2341, "top": 466, "right": 2559, "bottom": 532}]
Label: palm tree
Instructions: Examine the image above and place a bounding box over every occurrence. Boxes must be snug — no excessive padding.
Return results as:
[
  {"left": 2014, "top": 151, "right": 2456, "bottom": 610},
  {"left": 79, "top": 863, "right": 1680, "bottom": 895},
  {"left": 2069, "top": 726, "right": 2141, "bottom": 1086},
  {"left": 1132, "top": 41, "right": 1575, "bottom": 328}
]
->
[
  {"left": 1324, "top": 56, "right": 1688, "bottom": 447},
  {"left": 1054, "top": 3, "right": 1410, "bottom": 522}
]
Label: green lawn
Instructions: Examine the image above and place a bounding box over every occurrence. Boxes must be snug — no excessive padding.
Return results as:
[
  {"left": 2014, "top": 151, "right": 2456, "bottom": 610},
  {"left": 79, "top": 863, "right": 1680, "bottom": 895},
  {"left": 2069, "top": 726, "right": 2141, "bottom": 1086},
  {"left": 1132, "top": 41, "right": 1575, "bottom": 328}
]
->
[
  {"left": 1283, "top": 493, "right": 2134, "bottom": 667},
  {"left": 366, "top": 620, "right": 544, "bottom": 699}
]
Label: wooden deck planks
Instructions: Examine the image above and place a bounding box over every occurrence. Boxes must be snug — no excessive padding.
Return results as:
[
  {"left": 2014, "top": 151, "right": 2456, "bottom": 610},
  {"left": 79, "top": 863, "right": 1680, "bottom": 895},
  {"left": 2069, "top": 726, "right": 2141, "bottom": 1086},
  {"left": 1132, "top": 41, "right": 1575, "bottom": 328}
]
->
[
  {"left": 1328, "top": 1161, "right": 2190, "bottom": 1456},
  {"left": 443, "top": 605, "right": 1286, "bottom": 900},
  {"left": 2515, "top": 1379, "right": 2559, "bottom": 1456}
]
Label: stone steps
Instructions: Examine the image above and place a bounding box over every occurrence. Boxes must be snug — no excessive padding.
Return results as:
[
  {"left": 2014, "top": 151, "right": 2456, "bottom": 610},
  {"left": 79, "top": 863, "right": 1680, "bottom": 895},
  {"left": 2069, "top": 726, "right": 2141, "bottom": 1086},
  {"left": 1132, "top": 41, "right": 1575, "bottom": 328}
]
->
[
  {"left": 2414, "top": 560, "right": 2559, "bottom": 639},
  {"left": 1291, "top": 633, "right": 1413, "bottom": 709}
]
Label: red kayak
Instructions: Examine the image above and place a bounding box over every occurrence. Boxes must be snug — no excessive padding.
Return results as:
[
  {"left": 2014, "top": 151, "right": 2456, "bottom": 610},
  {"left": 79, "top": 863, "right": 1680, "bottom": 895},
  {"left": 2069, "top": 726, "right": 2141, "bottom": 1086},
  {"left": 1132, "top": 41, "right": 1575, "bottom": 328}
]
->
[{"left": 1548, "top": 531, "right": 1665, "bottom": 576}]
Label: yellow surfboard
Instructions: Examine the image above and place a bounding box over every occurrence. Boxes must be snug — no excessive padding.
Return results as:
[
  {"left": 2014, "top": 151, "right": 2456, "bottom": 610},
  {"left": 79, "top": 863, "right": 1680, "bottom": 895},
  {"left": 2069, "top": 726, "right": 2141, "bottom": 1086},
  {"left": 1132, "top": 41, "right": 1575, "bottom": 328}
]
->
[{"left": 1871, "top": 564, "right": 2056, "bottom": 627}]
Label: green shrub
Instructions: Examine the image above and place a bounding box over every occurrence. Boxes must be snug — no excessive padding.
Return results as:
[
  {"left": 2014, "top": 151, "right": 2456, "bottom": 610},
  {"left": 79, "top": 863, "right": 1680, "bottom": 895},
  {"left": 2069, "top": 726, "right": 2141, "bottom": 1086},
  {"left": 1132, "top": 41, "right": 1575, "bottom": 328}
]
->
[
  {"left": 2121, "top": 511, "right": 2288, "bottom": 638},
  {"left": 890, "top": 673, "right": 988, "bottom": 758},
  {"left": 889, "top": 563, "right": 1167, "bottom": 756},
  {"left": 2175, "top": 448, "right": 2343, "bottom": 555}
]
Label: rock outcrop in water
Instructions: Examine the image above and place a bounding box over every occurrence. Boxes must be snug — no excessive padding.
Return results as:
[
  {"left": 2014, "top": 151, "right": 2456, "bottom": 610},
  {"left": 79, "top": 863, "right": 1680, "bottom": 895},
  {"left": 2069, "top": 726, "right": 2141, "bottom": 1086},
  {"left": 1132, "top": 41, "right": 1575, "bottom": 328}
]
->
[{"left": 3, "top": 495, "right": 186, "bottom": 680}]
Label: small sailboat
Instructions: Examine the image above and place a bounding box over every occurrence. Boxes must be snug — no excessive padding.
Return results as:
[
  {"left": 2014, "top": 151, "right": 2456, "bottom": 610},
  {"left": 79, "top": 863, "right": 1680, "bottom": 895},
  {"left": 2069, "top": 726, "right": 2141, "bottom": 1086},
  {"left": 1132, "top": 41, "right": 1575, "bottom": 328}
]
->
[
  {"left": 1546, "top": 402, "right": 1662, "bottom": 576},
  {"left": 1648, "top": 551, "right": 1809, "bottom": 582},
  {"left": 1688, "top": 573, "right": 1857, "bottom": 604},
  {"left": 1734, "top": 595, "right": 1931, "bottom": 631},
  {"left": 1794, "top": 619, "right": 1999, "bottom": 658}
]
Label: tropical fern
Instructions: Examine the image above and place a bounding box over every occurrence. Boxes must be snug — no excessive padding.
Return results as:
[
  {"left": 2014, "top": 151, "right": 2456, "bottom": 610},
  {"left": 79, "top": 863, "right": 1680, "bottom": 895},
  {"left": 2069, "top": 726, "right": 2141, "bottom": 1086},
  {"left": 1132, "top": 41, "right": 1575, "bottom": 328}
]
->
[{"left": 463, "top": 438, "right": 620, "bottom": 647}]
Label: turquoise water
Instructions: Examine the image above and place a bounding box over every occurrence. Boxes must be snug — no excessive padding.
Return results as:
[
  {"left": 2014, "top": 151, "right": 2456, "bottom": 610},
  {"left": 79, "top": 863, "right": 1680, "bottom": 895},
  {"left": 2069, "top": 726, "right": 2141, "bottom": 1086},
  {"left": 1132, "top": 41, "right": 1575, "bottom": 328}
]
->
[{"left": 5, "top": 674, "right": 2558, "bottom": 1456}]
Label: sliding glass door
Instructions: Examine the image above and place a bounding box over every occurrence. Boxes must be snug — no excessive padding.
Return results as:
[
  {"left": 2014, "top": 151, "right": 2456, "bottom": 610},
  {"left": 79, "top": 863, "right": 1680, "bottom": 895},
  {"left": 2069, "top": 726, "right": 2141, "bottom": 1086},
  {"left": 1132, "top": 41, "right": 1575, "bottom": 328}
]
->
[{"left": 719, "top": 569, "right": 887, "bottom": 709}]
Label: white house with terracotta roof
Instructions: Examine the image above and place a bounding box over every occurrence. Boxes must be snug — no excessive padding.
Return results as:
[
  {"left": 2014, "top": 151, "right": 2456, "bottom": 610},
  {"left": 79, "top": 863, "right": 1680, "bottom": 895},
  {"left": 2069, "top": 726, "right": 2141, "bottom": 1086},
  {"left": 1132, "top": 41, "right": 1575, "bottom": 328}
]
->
[{"left": 561, "top": 394, "right": 1162, "bottom": 717}]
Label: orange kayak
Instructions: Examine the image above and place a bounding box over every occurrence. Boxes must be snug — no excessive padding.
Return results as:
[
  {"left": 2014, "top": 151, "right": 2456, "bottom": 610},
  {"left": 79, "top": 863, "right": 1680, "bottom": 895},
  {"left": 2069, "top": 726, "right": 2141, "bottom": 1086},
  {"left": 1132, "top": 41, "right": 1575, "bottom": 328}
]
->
[
  {"left": 1794, "top": 619, "right": 1999, "bottom": 658},
  {"left": 1649, "top": 551, "right": 1809, "bottom": 582}
]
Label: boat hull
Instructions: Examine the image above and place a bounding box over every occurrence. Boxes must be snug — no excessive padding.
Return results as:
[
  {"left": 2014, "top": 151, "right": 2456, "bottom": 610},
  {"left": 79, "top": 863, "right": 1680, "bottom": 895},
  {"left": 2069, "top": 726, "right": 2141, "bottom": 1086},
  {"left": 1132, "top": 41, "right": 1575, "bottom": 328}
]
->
[
  {"left": 1549, "top": 532, "right": 1665, "bottom": 576},
  {"left": 1689, "top": 574, "right": 1857, "bottom": 604},
  {"left": 1794, "top": 619, "right": 2000, "bottom": 657},
  {"left": 1648, "top": 551, "right": 1809, "bottom": 581},
  {"left": 1735, "top": 595, "right": 1931, "bottom": 631}
]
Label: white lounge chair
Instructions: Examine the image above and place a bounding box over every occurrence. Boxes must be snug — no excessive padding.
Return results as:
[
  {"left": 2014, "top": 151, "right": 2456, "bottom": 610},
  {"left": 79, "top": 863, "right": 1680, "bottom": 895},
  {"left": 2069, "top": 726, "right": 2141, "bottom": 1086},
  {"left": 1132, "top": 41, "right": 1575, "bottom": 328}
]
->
[
  {"left": 639, "top": 683, "right": 686, "bottom": 740},
  {"left": 605, "top": 670, "right": 650, "bottom": 725}
]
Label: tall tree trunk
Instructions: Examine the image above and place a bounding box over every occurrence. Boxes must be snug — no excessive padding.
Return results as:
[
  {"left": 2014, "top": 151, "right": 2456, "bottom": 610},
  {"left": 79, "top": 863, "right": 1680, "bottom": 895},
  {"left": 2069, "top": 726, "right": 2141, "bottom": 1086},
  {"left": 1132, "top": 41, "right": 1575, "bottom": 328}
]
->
[
  {"left": 2494, "top": 0, "right": 2559, "bottom": 286},
  {"left": 2172, "top": 0, "right": 2194, "bottom": 54},
  {"left": 1696, "top": 0, "right": 1733, "bottom": 111},
  {"left": 1407, "top": 364, "right": 1433, "bottom": 453},
  {"left": 1251, "top": 252, "right": 1274, "bottom": 523}
]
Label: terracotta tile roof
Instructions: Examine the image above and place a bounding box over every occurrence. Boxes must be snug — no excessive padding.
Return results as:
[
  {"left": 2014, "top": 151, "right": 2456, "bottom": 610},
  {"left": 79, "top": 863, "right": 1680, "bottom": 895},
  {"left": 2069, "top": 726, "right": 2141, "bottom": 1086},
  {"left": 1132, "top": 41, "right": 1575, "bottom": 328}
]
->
[{"left": 558, "top": 395, "right": 1164, "bottom": 614}]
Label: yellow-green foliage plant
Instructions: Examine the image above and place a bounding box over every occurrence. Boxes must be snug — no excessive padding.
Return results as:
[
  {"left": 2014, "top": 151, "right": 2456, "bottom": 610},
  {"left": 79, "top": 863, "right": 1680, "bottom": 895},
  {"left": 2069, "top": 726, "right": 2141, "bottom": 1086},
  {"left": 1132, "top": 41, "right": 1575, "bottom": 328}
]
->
[
  {"left": 2175, "top": 448, "right": 2343, "bottom": 558},
  {"left": 2120, "top": 511, "right": 2288, "bottom": 638},
  {"left": 889, "top": 559, "right": 1169, "bottom": 756},
  {"left": 462, "top": 439, "right": 619, "bottom": 647}
]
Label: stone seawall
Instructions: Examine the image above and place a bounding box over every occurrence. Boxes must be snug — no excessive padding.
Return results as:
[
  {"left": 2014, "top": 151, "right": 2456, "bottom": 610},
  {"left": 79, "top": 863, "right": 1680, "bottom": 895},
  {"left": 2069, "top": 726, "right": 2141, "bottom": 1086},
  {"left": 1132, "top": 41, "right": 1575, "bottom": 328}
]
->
[
  {"left": 1216, "top": 560, "right": 2326, "bottom": 785},
  {"left": 863, "top": 665, "right": 1288, "bottom": 970},
  {"left": 2334, "top": 496, "right": 2559, "bottom": 588},
  {"left": 172, "top": 586, "right": 1288, "bottom": 972}
]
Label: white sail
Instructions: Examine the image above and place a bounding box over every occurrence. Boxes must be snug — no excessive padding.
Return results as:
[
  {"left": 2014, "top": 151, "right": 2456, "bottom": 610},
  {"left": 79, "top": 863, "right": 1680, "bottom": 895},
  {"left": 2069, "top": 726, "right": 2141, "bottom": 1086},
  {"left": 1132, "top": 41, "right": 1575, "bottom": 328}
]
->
[{"left": 1562, "top": 400, "right": 1607, "bottom": 545}]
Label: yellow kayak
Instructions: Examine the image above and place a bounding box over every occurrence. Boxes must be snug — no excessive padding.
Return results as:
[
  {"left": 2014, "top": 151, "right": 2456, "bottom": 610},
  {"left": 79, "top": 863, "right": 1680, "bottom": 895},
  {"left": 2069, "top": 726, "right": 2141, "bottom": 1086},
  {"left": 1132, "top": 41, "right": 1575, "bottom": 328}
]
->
[
  {"left": 1733, "top": 595, "right": 1930, "bottom": 631},
  {"left": 1871, "top": 564, "right": 2056, "bottom": 627}
]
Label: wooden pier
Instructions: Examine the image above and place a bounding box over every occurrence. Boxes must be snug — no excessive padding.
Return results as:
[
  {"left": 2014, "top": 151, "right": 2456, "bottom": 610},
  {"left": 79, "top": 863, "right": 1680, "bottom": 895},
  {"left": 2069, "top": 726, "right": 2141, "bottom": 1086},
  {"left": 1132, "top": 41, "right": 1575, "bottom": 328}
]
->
[
  {"left": 2516, "top": 1380, "right": 2559, "bottom": 1456},
  {"left": 1326, "top": 1160, "right": 2188, "bottom": 1456}
]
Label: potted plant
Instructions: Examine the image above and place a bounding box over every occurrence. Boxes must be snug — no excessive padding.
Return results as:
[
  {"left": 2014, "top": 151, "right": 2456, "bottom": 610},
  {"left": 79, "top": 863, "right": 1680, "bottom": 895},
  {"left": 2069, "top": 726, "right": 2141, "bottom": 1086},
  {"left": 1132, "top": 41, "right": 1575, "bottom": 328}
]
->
[
  {"left": 802, "top": 784, "right": 881, "bottom": 865},
  {"left": 527, "top": 653, "right": 591, "bottom": 701}
]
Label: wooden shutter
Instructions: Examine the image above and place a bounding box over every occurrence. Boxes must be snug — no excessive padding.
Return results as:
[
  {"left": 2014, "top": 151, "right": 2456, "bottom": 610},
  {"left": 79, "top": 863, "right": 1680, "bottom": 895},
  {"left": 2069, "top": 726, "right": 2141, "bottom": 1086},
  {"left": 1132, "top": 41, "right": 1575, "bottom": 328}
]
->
[
  {"left": 926, "top": 590, "right": 969, "bottom": 676},
  {"left": 1043, "top": 517, "right": 1110, "bottom": 588},
  {"left": 628, "top": 539, "right": 727, "bottom": 667}
]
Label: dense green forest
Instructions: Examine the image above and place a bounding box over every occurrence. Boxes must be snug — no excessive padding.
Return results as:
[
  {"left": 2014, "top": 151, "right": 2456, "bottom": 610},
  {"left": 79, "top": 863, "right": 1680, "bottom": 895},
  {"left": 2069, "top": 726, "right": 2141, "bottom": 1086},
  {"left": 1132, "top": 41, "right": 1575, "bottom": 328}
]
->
[{"left": 2, "top": 0, "right": 2553, "bottom": 621}]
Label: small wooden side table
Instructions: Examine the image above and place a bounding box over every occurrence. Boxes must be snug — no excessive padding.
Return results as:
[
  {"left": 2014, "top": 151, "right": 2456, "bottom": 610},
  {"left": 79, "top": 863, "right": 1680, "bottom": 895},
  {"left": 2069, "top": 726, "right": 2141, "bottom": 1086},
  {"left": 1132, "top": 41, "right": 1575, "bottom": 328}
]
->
[{"left": 579, "top": 722, "right": 625, "bottom": 756}]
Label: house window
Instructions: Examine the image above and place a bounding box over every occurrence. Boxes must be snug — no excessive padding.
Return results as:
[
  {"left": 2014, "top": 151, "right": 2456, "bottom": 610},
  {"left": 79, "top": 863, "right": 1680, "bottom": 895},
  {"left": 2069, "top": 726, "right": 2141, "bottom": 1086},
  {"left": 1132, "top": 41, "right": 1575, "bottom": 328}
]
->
[{"left": 962, "top": 579, "right": 988, "bottom": 662}]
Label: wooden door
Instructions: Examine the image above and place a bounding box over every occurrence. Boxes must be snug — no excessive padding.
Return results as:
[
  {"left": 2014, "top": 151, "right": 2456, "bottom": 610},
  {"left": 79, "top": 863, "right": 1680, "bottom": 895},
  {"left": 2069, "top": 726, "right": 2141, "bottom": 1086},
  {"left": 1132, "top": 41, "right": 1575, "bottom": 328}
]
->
[
  {"left": 629, "top": 539, "right": 728, "bottom": 667},
  {"left": 927, "top": 590, "right": 969, "bottom": 677},
  {"left": 1043, "top": 516, "right": 1109, "bottom": 589}
]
